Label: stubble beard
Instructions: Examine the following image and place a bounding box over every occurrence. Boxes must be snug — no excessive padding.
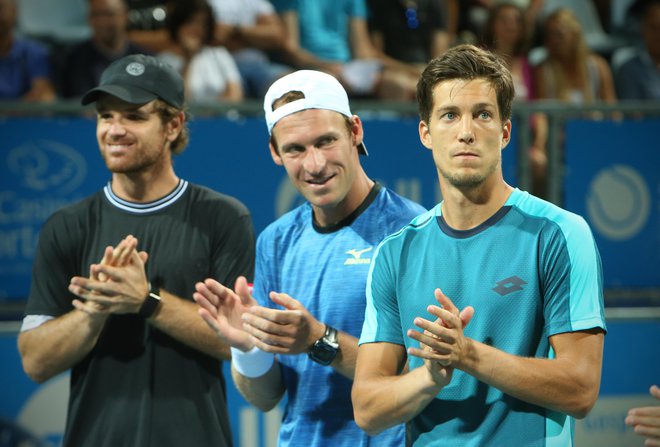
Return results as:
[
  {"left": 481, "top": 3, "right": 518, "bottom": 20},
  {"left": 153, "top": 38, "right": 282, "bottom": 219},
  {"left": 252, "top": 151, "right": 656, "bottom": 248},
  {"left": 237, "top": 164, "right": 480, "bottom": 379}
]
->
[
  {"left": 439, "top": 161, "right": 498, "bottom": 190},
  {"left": 102, "top": 143, "right": 167, "bottom": 175}
]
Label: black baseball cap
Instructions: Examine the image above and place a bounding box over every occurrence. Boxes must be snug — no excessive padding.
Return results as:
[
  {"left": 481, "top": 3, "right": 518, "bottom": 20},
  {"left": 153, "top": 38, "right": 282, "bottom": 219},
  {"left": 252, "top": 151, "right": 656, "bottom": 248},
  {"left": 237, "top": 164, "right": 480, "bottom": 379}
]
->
[{"left": 81, "top": 54, "right": 184, "bottom": 108}]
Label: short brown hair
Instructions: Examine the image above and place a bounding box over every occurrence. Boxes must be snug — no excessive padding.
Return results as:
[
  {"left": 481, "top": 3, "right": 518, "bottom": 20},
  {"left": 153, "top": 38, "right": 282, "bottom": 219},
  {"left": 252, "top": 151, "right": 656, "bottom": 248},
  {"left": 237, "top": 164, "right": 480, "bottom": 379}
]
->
[
  {"left": 153, "top": 99, "right": 189, "bottom": 155},
  {"left": 417, "top": 44, "right": 515, "bottom": 124}
]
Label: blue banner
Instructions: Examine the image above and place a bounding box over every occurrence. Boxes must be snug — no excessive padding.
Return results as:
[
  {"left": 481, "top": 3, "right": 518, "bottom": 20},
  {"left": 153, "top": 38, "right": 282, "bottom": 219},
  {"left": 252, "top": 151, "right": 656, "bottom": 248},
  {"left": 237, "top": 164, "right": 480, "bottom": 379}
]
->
[
  {"left": 563, "top": 119, "right": 660, "bottom": 288},
  {"left": 0, "top": 115, "right": 517, "bottom": 302}
]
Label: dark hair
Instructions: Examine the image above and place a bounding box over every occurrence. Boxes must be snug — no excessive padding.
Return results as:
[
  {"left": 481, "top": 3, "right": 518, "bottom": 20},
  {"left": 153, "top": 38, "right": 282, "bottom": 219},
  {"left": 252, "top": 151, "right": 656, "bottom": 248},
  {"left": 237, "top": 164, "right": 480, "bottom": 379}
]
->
[
  {"left": 153, "top": 99, "right": 190, "bottom": 155},
  {"left": 165, "top": 0, "right": 215, "bottom": 45},
  {"left": 268, "top": 91, "right": 353, "bottom": 153},
  {"left": 480, "top": 2, "right": 529, "bottom": 57},
  {"left": 416, "top": 44, "right": 515, "bottom": 124}
]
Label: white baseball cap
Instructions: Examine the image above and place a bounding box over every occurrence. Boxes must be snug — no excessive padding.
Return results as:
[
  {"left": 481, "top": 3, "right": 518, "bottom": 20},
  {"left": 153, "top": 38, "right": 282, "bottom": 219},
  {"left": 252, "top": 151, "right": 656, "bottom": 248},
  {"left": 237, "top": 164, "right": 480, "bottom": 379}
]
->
[{"left": 263, "top": 70, "right": 368, "bottom": 155}]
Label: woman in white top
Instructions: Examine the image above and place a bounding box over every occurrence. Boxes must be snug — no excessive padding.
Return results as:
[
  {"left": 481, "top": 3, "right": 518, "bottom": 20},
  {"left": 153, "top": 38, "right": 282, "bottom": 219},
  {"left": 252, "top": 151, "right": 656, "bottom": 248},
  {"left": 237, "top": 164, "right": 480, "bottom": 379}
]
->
[
  {"left": 534, "top": 8, "right": 616, "bottom": 105},
  {"left": 158, "top": 0, "right": 243, "bottom": 103}
]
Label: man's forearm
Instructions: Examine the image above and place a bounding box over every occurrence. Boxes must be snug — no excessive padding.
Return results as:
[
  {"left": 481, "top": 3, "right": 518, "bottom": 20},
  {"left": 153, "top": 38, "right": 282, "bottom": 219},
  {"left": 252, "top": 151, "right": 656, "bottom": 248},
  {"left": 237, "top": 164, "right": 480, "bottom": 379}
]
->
[
  {"left": 18, "top": 309, "right": 108, "bottom": 383},
  {"left": 353, "top": 365, "right": 442, "bottom": 435},
  {"left": 149, "top": 290, "right": 232, "bottom": 360},
  {"left": 232, "top": 360, "right": 285, "bottom": 412}
]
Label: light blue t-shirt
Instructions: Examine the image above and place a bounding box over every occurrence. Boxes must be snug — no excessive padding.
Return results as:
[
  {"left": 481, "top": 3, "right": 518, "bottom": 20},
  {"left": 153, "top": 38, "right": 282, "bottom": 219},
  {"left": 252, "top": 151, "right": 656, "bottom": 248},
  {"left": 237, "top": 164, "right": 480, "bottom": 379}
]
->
[
  {"left": 361, "top": 188, "right": 606, "bottom": 447},
  {"left": 253, "top": 184, "right": 425, "bottom": 447},
  {"left": 272, "top": 0, "right": 367, "bottom": 62}
]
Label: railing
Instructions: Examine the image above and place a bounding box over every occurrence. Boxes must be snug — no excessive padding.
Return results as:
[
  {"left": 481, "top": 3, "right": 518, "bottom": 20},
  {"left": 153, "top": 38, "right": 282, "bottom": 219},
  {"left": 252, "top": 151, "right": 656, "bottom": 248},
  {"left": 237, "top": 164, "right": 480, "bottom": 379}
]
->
[
  {"left": 3, "top": 99, "right": 659, "bottom": 207},
  {"left": 1, "top": 99, "right": 659, "bottom": 317}
]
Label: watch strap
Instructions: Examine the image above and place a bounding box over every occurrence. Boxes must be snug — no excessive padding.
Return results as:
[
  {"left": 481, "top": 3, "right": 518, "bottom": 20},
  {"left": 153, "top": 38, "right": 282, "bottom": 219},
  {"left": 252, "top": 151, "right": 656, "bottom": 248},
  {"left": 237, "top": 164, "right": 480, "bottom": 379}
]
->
[
  {"left": 139, "top": 285, "right": 161, "bottom": 318},
  {"left": 323, "top": 325, "right": 339, "bottom": 347},
  {"left": 308, "top": 324, "right": 340, "bottom": 365}
]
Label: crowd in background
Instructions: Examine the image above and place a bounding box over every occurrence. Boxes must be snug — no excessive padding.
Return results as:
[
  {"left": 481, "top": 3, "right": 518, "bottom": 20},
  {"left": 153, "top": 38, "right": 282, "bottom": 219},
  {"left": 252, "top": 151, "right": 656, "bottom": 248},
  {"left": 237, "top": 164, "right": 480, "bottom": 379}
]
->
[{"left": 1, "top": 0, "right": 659, "bottom": 105}]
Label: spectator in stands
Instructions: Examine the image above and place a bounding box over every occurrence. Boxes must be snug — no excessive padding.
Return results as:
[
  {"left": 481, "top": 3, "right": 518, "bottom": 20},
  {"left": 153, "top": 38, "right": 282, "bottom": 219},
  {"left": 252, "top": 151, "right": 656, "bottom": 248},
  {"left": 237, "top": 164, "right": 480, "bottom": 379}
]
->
[
  {"left": 209, "top": 0, "right": 291, "bottom": 99},
  {"left": 58, "top": 0, "right": 150, "bottom": 99},
  {"left": 158, "top": 0, "right": 243, "bottom": 103},
  {"left": 534, "top": 8, "right": 616, "bottom": 104},
  {"left": 0, "top": 0, "right": 55, "bottom": 101},
  {"left": 450, "top": 0, "right": 543, "bottom": 46},
  {"left": 614, "top": 0, "right": 660, "bottom": 100},
  {"left": 482, "top": 3, "right": 534, "bottom": 100},
  {"left": 481, "top": 2, "right": 548, "bottom": 198},
  {"left": 626, "top": 384, "right": 660, "bottom": 445},
  {"left": 272, "top": 0, "right": 418, "bottom": 100},
  {"left": 367, "top": 0, "right": 451, "bottom": 66}
]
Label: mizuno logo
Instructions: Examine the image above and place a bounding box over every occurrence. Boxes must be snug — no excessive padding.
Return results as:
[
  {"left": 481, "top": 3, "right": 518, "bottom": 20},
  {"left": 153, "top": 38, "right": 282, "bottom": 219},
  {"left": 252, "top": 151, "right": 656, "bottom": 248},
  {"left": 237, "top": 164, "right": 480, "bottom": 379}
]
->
[
  {"left": 492, "top": 276, "right": 527, "bottom": 296},
  {"left": 344, "top": 247, "right": 373, "bottom": 265}
]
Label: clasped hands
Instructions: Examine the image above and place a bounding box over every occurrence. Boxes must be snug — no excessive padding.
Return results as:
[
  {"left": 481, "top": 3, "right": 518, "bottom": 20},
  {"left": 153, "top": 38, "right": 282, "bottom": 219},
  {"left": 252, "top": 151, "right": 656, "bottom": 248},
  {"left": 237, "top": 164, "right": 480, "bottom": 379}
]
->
[
  {"left": 194, "top": 276, "right": 325, "bottom": 355},
  {"left": 406, "top": 288, "right": 474, "bottom": 388},
  {"left": 68, "top": 235, "right": 149, "bottom": 316}
]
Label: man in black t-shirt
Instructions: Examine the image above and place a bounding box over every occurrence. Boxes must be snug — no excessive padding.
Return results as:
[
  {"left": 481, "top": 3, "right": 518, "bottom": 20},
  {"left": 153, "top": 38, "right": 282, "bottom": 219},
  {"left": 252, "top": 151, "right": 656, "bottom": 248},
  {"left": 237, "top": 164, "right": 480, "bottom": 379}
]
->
[{"left": 18, "top": 54, "right": 254, "bottom": 447}]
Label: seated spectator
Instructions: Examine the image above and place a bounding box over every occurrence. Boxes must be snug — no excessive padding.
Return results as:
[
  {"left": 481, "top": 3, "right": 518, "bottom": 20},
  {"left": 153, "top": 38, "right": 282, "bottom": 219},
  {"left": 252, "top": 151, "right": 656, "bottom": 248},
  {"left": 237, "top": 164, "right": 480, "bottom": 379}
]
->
[
  {"left": 482, "top": 2, "right": 534, "bottom": 99},
  {"left": 58, "top": 0, "right": 151, "bottom": 99},
  {"left": 273, "top": 0, "right": 418, "bottom": 100},
  {"left": 209, "top": 0, "right": 291, "bottom": 99},
  {"left": 0, "top": 0, "right": 55, "bottom": 101},
  {"left": 450, "top": 0, "right": 543, "bottom": 46},
  {"left": 534, "top": 8, "right": 616, "bottom": 104},
  {"left": 367, "top": 0, "right": 450, "bottom": 66},
  {"left": 158, "top": 0, "right": 243, "bottom": 103},
  {"left": 481, "top": 2, "right": 548, "bottom": 197},
  {"left": 614, "top": 0, "right": 660, "bottom": 100}
]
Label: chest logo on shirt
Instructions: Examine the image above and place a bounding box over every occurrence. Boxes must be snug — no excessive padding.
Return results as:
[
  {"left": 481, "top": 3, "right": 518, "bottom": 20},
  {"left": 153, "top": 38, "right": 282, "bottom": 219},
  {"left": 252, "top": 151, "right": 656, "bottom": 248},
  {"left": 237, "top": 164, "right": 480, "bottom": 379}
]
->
[
  {"left": 344, "top": 247, "right": 373, "bottom": 265},
  {"left": 492, "top": 276, "right": 527, "bottom": 296}
]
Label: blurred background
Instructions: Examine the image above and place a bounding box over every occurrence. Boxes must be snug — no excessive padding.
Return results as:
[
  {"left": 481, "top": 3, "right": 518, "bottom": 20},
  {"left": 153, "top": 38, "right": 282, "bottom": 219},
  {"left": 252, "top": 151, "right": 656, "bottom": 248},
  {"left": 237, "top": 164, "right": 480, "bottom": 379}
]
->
[{"left": 1, "top": 0, "right": 659, "bottom": 445}]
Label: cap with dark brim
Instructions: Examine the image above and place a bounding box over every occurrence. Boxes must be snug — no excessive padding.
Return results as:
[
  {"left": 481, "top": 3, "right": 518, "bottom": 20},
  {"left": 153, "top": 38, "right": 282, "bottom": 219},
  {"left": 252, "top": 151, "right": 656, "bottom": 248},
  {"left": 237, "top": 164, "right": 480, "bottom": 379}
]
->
[
  {"left": 81, "top": 85, "right": 159, "bottom": 106},
  {"left": 80, "top": 54, "right": 184, "bottom": 108}
]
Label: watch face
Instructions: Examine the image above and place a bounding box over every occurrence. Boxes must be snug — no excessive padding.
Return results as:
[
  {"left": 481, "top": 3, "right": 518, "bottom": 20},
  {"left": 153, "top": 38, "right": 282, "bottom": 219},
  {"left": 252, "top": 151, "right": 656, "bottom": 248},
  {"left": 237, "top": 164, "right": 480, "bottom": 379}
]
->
[{"left": 309, "top": 342, "right": 338, "bottom": 366}]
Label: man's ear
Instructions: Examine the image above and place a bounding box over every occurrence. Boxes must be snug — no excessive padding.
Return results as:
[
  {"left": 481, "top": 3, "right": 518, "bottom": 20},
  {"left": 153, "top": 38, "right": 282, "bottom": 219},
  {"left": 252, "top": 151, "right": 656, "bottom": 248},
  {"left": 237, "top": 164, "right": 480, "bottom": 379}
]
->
[
  {"left": 166, "top": 111, "right": 185, "bottom": 142},
  {"left": 351, "top": 115, "right": 365, "bottom": 150},
  {"left": 269, "top": 140, "right": 283, "bottom": 166},
  {"left": 419, "top": 120, "right": 433, "bottom": 150},
  {"left": 501, "top": 119, "right": 512, "bottom": 150}
]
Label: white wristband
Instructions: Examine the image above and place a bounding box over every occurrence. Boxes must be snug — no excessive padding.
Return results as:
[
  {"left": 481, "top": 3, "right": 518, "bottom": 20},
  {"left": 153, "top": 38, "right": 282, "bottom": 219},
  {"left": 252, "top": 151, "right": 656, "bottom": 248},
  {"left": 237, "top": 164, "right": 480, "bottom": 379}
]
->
[{"left": 230, "top": 346, "right": 275, "bottom": 378}]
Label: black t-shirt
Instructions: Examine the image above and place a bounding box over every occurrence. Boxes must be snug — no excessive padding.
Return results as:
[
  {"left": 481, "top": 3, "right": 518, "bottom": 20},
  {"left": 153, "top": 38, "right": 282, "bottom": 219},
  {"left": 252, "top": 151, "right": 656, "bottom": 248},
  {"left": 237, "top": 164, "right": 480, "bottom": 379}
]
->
[
  {"left": 57, "top": 40, "right": 151, "bottom": 98},
  {"left": 368, "top": 0, "right": 448, "bottom": 63},
  {"left": 26, "top": 181, "right": 255, "bottom": 447}
]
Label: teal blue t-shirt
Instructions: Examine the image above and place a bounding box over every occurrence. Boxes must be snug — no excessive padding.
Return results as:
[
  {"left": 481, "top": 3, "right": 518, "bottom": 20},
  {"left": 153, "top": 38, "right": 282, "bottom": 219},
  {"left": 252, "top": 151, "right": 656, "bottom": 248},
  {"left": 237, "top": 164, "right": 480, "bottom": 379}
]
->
[
  {"left": 361, "top": 188, "right": 606, "bottom": 446},
  {"left": 272, "top": 0, "right": 367, "bottom": 62}
]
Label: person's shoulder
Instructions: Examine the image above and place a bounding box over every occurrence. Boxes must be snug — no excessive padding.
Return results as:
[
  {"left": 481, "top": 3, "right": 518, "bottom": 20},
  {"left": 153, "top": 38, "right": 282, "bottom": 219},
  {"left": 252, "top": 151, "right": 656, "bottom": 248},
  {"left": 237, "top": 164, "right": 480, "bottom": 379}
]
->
[
  {"left": 41, "top": 192, "right": 103, "bottom": 229},
  {"left": 377, "top": 203, "right": 437, "bottom": 248},
  {"left": 508, "top": 189, "right": 590, "bottom": 233},
  {"left": 11, "top": 37, "right": 49, "bottom": 57},
  {"left": 258, "top": 202, "right": 309, "bottom": 240},
  {"left": 376, "top": 186, "right": 427, "bottom": 224},
  {"left": 62, "top": 39, "right": 98, "bottom": 63},
  {"left": 187, "top": 183, "right": 251, "bottom": 217},
  {"left": 249, "top": 0, "right": 276, "bottom": 15}
]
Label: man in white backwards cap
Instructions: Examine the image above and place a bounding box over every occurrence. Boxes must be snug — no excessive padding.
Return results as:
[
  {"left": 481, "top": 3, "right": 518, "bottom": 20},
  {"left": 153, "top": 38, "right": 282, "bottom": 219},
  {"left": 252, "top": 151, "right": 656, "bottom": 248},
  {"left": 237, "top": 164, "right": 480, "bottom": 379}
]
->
[{"left": 194, "top": 70, "right": 425, "bottom": 446}]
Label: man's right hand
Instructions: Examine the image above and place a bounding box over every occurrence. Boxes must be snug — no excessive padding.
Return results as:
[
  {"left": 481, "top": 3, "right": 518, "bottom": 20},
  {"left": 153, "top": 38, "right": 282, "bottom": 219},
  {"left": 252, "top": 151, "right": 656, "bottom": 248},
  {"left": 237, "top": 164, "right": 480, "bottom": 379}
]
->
[
  {"left": 194, "top": 276, "right": 256, "bottom": 352},
  {"left": 73, "top": 235, "right": 145, "bottom": 316}
]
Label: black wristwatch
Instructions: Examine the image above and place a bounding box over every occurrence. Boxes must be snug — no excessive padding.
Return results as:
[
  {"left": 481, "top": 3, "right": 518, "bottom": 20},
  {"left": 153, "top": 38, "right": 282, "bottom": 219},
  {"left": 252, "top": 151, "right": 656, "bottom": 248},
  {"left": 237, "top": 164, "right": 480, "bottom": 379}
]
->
[
  {"left": 138, "top": 284, "right": 161, "bottom": 318},
  {"left": 308, "top": 325, "right": 339, "bottom": 366}
]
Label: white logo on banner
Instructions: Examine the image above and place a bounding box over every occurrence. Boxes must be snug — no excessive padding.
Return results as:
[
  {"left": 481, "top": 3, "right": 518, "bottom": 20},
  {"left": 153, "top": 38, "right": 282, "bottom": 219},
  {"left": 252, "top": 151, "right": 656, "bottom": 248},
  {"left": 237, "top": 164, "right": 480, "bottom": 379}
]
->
[
  {"left": 17, "top": 373, "right": 68, "bottom": 444},
  {"left": 7, "top": 141, "right": 87, "bottom": 194},
  {"left": 586, "top": 165, "right": 650, "bottom": 241}
]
